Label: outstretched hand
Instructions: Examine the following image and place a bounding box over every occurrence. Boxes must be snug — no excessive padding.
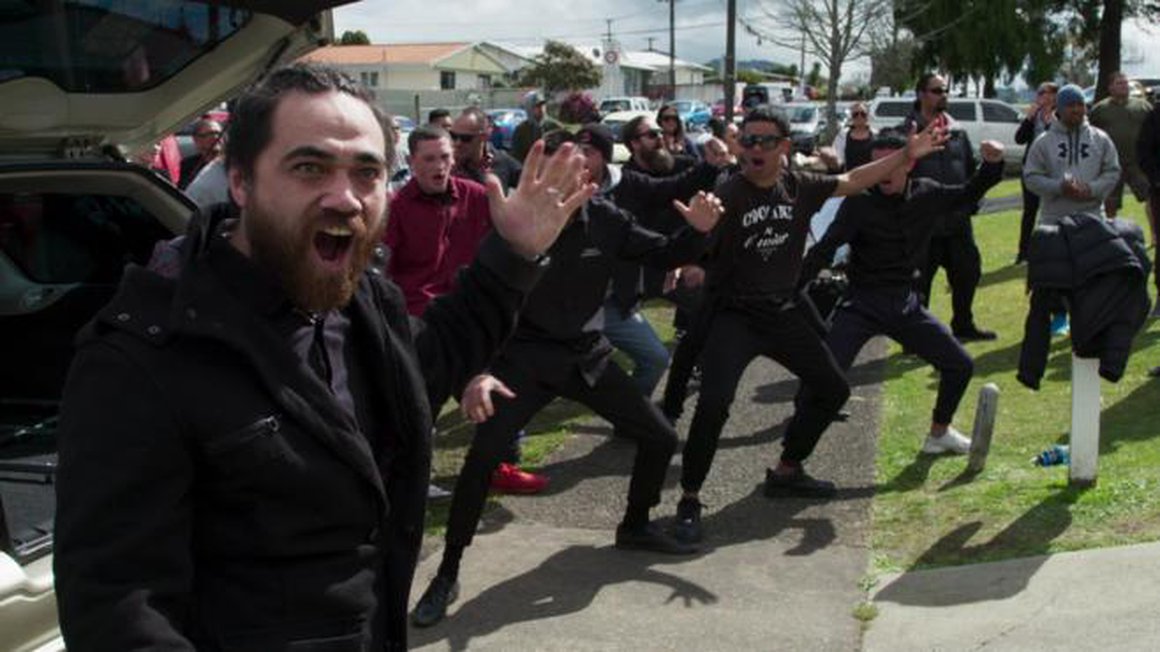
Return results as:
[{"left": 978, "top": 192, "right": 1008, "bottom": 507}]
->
[
  {"left": 486, "top": 141, "right": 596, "bottom": 259},
  {"left": 460, "top": 373, "right": 516, "bottom": 424},
  {"left": 906, "top": 121, "right": 949, "bottom": 161},
  {"left": 672, "top": 191, "right": 724, "bottom": 233}
]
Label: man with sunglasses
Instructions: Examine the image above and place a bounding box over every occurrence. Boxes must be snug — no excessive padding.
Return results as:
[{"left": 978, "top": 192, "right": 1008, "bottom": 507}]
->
[
  {"left": 450, "top": 106, "right": 522, "bottom": 194},
  {"left": 603, "top": 117, "right": 722, "bottom": 400},
  {"left": 666, "top": 106, "right": 946, "bottom": 544},
  {"left": 178, "top": 118, "right": 223, "bottom": 190},
  {"left": 902, "top": 73, "right": 995, "bottom": 343}
]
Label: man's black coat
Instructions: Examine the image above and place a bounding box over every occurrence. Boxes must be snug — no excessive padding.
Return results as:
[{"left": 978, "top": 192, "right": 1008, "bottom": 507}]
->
[{"left": 53, "top": 208, "right": 543, "bottom": 651}]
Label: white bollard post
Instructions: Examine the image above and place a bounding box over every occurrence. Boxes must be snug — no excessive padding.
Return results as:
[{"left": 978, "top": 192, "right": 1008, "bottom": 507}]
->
[
  {"left": 1069, "top": 355, "right": 1101, "bottom": 487},
  {"left": 967, "top": 383, "right": 1000, "bottom": 473}
]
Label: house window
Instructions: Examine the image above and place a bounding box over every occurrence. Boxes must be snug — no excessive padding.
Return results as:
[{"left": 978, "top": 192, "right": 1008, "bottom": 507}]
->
[
  {"left": 478, "top": 74, "right": 491, "bottom": 90},
  {"left": 440, "top": 71, "right": 456, "bottom": 90},
  {"left": 359, "top": 71, "right": 379, "bottom": 88}
]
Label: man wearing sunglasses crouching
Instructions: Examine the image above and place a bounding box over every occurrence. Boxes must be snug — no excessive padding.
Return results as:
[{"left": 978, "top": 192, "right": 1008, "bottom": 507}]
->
[{"left": 666, "top": 106, "right": 947, "bottom": 544}]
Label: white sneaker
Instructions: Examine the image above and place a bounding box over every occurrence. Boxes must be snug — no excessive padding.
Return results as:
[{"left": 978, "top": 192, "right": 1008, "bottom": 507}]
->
[
  {"left": 922, "top": 427, "right": 972, "bottom": 455},
  {"left": 427, "top": 483, "right": 452, "bottom": 500}
]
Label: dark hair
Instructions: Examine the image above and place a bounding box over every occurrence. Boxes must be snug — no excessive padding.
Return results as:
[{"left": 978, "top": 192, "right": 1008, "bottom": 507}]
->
[
  {"left": 706, "top": 117, "right": 726, "bottom": 140},
  {"left": 407, "top": 124, "right": 449, "bottom": 153},
  {"left": 622, "top": 115, "right": 651, "bottom": 151},
  {"left": 226, "top": 63, "right": 388, "bottom": 180},
  {"left": 740, "top": 105, "right": 790, "bottom": 138},
  {"left": 428, "top": 108, "right": 451, "bottom": 123},
  {"left": 1038, "top": 82, "right": 1059, "bottom": 94},
  {"left": 870, "top": 128, "right": 908, "bottom": 151},
  {"left": 656, "top": 102, "right": 685, "bottom": 138},
  {"left": 914, "top": 72, "right": 941, "bottom": 97},
  {"left": 458, "top": 106, "right": 489, "bottom": 127},
  {"left": 541, "top": 128, "right": 574, "bottom": 155}
]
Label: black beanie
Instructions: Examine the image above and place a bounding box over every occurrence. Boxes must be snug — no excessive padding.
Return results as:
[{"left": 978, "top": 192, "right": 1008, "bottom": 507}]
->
[{"left": 577, "top": 123, "right": 614, "bottom": 162}]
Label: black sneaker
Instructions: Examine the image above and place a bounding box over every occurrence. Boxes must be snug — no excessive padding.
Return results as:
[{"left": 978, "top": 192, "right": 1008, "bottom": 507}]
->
[
  {"left": 673, "top": 497, "right": 703, "bottom": 544},
  {"left": 411, "top": 575, "right": 459, "bottom": 628},
  {"left": 763, "top": 467, "right": 837, "bottom": 499},
  {"left": 616, "top": 522, "right": 698, "bottom": 554},
  {"left": 953, "top": 326, "right": 998, "bottom": 342}
]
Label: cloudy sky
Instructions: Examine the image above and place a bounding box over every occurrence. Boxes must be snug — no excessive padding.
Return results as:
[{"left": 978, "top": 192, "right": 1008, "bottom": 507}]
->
[{"left": 333, "top": 1, "right": 1158, "bottom": 86}]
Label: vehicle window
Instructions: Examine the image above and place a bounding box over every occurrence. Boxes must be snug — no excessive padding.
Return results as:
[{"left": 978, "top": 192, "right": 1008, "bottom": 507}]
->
[
  {"left": 947, "top": 102, "right": 977, "bottom": 121},
  {"left": 982, "top": 102, "right": 1020, "bottom": 123},
  {"left": 673, "top": 101, "right": 692, "bottom": 112},
  {"left": 0, "top": 0, "right": 252, "bottom": 92},
  {"left": 601, "top": 100, "right": 629, "bottom": 113},
  {"left": 874, "top": 101, "right": 911, "bottom": 119},
  {"left": 0, "top": 193, "right": 171, "bottom": 285}
]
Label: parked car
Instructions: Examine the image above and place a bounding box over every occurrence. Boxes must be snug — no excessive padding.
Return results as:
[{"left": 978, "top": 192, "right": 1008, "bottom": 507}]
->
[
  {"left": 711, "top": 97, "right": 745, "bottom": 121},
  {"left": 599, "top": 96, "right": 651, "bottom": 116},
  {"left": 392, "top": 115, "right": 416, "bottom": 134},
  {"left": 669, "top": 100, "right": 712, "bottom": 129},
  {"left": 742, "top": 82, "right": 795, "bottom": 109},
  {"left": 867, "top": 97, "right": 1025, "bottom": 167},
  {"left": 0, "top": 2, "right": 344, "bottom": 650},
  {"left": 486, "top": 108, "right": 526, "bottom": 150},
  {"left": 772, "top": 102, "right": 824, "bottom": 154}
]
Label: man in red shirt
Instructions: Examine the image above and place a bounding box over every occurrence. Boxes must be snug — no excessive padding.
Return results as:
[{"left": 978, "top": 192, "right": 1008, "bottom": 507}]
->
[{"left": 386, "top": 125, "right": 547, "bottom": 493}]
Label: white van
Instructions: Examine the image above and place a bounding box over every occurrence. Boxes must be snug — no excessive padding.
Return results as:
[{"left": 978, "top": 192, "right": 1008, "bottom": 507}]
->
[
  {"left": 599, "top": 96, "right": 651, "bottom": 115},
  {"left": 868, "top": 97, "right": 1025, "bottom": 168}
]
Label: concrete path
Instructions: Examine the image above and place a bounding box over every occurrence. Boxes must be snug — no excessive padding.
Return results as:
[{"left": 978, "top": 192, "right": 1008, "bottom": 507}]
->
[
  {"left": 410, "top": 340, "right": 888, "bottom": 651},
  {"left": 866, "top": 540, "right": 1160, "bottom": 652}
]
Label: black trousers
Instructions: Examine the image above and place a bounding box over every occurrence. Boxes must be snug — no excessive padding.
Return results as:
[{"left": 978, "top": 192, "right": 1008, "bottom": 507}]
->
[
  {"left": 819, "top": 287, "right": 973, "bottom": 425},
  {"left": 681, "top": 306, "right": 849, "bottom": 493},
  {"left": 920, "top": 223, "right": 983, "bottom": 333},
  {"left": 444, "top": 345, "right": 678, "bottom": 549},
  {"left": 1017, "top": 180, "right": 1041, "bottom": 263}
]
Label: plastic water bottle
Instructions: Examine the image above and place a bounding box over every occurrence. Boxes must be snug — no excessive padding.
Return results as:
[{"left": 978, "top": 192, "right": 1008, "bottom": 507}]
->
[{"left": 1032, "top": 444, "right": 1070, "bottom": 466}]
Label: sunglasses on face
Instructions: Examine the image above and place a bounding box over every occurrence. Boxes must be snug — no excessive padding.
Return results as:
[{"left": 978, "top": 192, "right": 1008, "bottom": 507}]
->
[
  {"left": 739, "top": 133, "right": 784, "bottom": 150},
  {"left": 660, "top": 114, "right": 679, "bottom": 122},
  {"left": 194, "top": 131, "right": 222, "bottom": 138},
  {"left": 635, "top": 129, "right": 662, "bottom": 141},
  {"left": 925, "top": 87, "right": 947, "bottom": 96},
  {"left": 851, "top": 111, "right": 867, "bottom": 118},
  {"left": 449, "top": 132, "right": 480, "bottom": 143}
]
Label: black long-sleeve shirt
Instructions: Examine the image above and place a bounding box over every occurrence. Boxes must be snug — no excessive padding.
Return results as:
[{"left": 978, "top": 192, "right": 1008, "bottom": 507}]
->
[
  {"left": 800, "top": 161, "right": 1003, "bottom": 289},
  {"left": 508, "top": 196, "right": 708, "bottom": 382},
  {"left": 606, "top": 160, "right": 720, "bottom": 315}
]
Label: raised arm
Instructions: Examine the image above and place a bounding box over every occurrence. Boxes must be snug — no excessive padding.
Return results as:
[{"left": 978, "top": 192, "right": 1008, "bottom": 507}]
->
[{"left": 831, "top": 123, "right": 948, "bottom": 197}]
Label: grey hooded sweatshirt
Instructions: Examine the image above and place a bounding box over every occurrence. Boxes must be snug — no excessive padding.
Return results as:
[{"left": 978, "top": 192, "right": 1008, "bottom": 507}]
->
[{"left": 1023, "top": 116, "right": 1121, "bottom": 225}]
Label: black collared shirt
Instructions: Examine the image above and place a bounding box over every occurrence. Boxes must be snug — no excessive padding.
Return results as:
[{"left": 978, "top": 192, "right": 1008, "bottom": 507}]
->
[{"left": 204, "top": 233, "right": 381, "bottom": 456}]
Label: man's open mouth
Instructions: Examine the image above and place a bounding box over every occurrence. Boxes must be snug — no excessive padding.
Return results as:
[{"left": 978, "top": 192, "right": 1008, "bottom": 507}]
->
[{"left": 313, "top": 224, "right": 355, "bottom": 264}]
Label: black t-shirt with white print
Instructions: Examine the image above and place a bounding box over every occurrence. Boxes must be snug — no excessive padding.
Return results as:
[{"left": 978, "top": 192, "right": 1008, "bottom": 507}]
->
[{"left": 710, "top": 169, "right": 838, "bottom": 299}]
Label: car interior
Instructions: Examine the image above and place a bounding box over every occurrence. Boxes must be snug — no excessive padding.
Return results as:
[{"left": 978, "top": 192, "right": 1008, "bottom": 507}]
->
[{"left": 0, "top": 167, "right": 190, "bottom": 565}]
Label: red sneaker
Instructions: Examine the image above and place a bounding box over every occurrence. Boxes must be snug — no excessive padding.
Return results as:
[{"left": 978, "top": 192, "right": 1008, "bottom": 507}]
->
[{"left": 490, "top": 463, "right": 548, "bottom": 494}]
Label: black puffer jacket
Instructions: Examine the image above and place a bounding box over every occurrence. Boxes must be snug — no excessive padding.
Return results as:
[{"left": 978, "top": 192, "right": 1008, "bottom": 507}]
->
[{"left": 1017, "top": 213, "right": 1152, "bottom": 388}]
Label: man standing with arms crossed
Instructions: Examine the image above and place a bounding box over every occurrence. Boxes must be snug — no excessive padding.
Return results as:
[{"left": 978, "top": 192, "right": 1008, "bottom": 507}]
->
[{"left": 904, "top": 73, "right": 995, "bottom": 342}]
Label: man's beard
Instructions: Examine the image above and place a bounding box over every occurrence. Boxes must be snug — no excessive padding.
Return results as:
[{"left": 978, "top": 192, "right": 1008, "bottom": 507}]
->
[
  {"left": 642, "top": 146, "right": 675, "bottom": 173},
  {"left": 244, "top": 204, "right": 385, "bottom": 313}
]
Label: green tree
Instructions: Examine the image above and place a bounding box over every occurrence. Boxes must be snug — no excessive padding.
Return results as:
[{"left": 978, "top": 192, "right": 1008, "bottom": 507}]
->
[
  {"left": 518, "top": 41, "right": 601, "bottom": 94},
  {"left": 338, "top": 30, "right": 370, "bottom": 45},
  {"left": 737, "top": 69, "right": 766, "bottom": 84}
]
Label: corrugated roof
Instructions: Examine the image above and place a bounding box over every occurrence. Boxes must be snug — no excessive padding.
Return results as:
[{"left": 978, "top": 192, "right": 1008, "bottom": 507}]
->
[{"left": 302, "top": 43, "right": 470, "bottom": 65}]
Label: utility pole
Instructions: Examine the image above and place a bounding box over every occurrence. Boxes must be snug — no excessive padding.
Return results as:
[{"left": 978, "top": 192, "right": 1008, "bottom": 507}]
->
[
  {"left": 725, "top": 0, "right": 736, "bottom": 122},
  {"left": 668, "top": 0, "right": 677, "bottom": 99},
  {"left": 658, "top": 0, "right": 675, "bottom": 100}
]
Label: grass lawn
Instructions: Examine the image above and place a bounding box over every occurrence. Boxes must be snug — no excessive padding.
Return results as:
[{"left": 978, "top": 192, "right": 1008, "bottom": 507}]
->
[
  {"left": 985, "top": 176, "right": 1023, "bottom": 200},
  {"left": 872, "top": 195, "right": 1160, "bottom": 574}
]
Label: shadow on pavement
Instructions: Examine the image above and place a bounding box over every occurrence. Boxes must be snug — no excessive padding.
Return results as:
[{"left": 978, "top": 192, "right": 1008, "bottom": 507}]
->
[
  {"left": 874, "top": 485, "right": 1084, "bottom": 606},
  {"left": 408, "top": 544, "right": 718, "bottom": 651}
]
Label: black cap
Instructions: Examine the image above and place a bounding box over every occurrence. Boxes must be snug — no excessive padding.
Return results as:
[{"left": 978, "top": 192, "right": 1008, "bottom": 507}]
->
[{"left": 576, "top": 123, "right": 614, "bottom": 162}]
